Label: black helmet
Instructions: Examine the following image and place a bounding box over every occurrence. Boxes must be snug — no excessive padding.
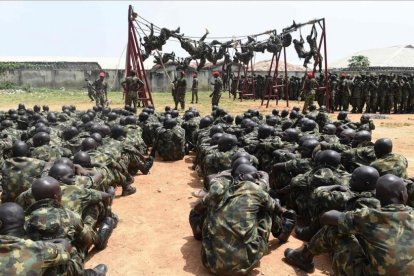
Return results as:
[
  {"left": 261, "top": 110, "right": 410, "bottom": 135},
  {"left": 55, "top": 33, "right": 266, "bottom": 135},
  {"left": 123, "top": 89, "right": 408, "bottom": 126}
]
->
[{"left": 258, "top": 125, "right": 273, "bottom": 139}]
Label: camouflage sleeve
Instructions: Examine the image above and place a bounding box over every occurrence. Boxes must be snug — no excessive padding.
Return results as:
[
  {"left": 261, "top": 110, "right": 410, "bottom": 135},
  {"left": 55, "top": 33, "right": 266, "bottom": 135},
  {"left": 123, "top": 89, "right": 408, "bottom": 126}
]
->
[
  {"left": 204, "top": 176, "right": 232, "bottom": 207},
  {"left": 337, "top": 207, "right": 372, "bottom": 235},
  {"left": 86, "top": 188, "right": 103, "bottom": 205},
  {"left": 284, "top": 159, "right": 311, "bottom": 175},
  {"left": 34, "top": 240, "right": 71, "bottom": 267}
]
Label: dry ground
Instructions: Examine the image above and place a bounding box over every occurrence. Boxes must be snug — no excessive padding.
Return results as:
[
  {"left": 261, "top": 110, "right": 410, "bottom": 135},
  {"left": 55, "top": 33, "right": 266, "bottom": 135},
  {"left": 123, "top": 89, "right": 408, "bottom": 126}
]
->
[{"left": 2, "top": 90, "right": 414, "bottom": 275}]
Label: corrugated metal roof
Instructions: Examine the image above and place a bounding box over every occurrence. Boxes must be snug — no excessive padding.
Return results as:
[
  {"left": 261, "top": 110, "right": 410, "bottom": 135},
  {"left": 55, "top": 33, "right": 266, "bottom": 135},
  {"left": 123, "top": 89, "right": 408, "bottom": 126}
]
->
[{"left": 329, "top": 45, "right": 414, "bottom": 69}]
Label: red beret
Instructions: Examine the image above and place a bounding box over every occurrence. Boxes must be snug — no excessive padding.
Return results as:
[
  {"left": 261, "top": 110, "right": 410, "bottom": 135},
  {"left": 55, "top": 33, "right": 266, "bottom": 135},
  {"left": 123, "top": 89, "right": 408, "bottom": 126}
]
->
[
  {"left": 213, "top": 71, "right": 220, "bottom": 76},
  {"left": 306, "top": 72, "right": 314, "bottom": 78}
]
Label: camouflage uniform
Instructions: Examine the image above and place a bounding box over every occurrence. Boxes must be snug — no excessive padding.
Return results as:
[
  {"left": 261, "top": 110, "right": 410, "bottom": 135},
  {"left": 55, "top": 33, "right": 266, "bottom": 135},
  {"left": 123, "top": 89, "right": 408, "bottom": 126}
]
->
[
  {"left": 341, "top": 142, "right": 376, "bottom": 173},
  {"left": 154, "top": 125, "right": 185, "bottom": 161},
  {"left": 390, "top": 79, "right": 401, "bottom": 113},
  {"left": 201, "top": 178, "right": 280, "bottom": 275},
  {"left": 377, "top": 79, "right": 389, "bottom": 113},
  {"left": 0, "top": 235, "right": 72, "bottom": 275},
  {"left": 211, "top": 77, "right": 223, "bottom": 106},
  {"left": 31, "top": 144, "right": 72, "bottom": 162},
  {"left": 370, "top": 153, "right": 408, "bottom": 178},
  {"left": 93, "top": 78, "right": 108, "bottom": 106},
  {"left": 175, "top": 76, "right": 187, "bottom": 109},
  {"left": 310, "top": 204, "right": 414, "bottom": 275},
  {"left": 285, "top": 167, "right": 350, "bottom": 220},
  {"left": 301, "top": 77, "right": 317, "bottom": 113},
  {"left": 1, "top": 157, "right": 46, "bottom": 202},
  {"left": 25, "top": 198, "right": 94, "bottom": 259},
  {"left": 351, "top": 79, "right": 363, "bottom": 113},
  {"left": 122, "top": 76, "right": 144, "bottom": 109},
  {"left": 401, "top": 79, "right": 411, "bottom": 113},
  {"left": 191, "top": 77, "right": 199, "bottom": 103}
]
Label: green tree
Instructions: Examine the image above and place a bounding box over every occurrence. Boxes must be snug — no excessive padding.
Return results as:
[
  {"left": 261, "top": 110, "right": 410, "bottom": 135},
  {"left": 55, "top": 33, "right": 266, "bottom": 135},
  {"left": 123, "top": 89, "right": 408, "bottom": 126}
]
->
[{"left": 347, "top": 55, "right": 370, "bottom": 71}]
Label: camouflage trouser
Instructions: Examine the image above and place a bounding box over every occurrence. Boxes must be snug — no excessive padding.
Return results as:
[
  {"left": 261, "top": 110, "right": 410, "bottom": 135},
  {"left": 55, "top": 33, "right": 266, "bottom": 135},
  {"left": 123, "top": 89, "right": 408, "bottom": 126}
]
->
[
  {"left": 201, "top": 212, "right": 273, "bottom": 275},
  {"left": 409, "top": 95, "right": 414, "bottom": 112},
  {"left": 351, "top": 98, "right": 361, "bottom": 112},
  {"left": 308, "top": 226, "right": 366, "bottom": 276},
  {"left": 302, "top": 93, "right": 315, "bottom": 113},
  {"left": 370, "top": 96, "right": 377, "bottom": 113},
  {"left": 191, "top": 88, "right": 198, "bottom": 103},
  {"left": 394, "top": 95, "right": 401, "bottom": 113},
  {"left": 341, "top": 94, "right": 350, "bottom": 111},
  {"left": 317, "top": 91, "right": 325, "bottom": 108},
  {"left": 361, "top": 95, "right": 370, "bottom": 113},
  {"left": 211, "top": 92, "right": 221, "bottom": 106},
  {"left": 401, "top": 95, "right": 409, "bottom": 113},
  {"left": 95, "top": 92, "right": 105, "bottom": 106},
  {"left": 385, "top": 94, "right": 394, "bottom": 113},
  {"left": 125, "top": 91, "right": 138, "bottom": 109},
  {"left": 88, "top": 89, "right": 95, "bottom": 101},
  {"left": 175, "top": 92, "right": 186, "bottom": 109},
  {"left": 377, "top": 94, "right": 386, "bottom": 113}
]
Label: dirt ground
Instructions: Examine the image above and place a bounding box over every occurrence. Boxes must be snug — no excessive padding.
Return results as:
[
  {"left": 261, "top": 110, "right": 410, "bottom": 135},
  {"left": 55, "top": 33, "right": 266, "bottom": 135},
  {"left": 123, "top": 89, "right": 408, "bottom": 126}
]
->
[{"left": 84, "top": 106, "right": 414, "bottom": 275}]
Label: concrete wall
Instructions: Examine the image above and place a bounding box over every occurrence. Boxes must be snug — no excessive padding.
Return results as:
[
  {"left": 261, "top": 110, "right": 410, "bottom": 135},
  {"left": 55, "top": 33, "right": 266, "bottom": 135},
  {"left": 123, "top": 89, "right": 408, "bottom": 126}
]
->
[
  {"left": 0, "top": 68, "right": 125, "bottom": 90},
  {"left": 0, "top": 66, "right": 306, "bottom": 92}
]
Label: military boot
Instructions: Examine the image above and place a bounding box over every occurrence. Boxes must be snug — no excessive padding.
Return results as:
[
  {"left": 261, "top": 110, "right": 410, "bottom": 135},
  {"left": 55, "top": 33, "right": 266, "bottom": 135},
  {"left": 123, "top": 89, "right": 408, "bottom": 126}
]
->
[
  {"left": 121, "top": 185, "right": 136, "bottom": 196},
  {"left": 85, "top": 264, "right": 108, "bottom": 276},
  {"left": 139, "top": 157, "right": 154, "bottom": 175},
  {"left": 284, "top": 244, "right": 315, "bottom": 273},
  {"left": 277, "top": 209, "right": 297, "bottom": 243},
  {"left": 95, "top": 217, "right": 115, "bottom": 250},
  {"left": 295, "top": 224, "right": 318, "bottom": 242}
]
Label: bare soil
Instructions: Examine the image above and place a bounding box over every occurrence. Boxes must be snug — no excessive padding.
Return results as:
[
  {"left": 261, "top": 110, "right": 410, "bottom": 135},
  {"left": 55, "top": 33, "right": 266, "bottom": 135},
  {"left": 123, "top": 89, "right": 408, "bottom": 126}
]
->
[{"left": 86, "top": 111, "right": 414, "bottom": 275}]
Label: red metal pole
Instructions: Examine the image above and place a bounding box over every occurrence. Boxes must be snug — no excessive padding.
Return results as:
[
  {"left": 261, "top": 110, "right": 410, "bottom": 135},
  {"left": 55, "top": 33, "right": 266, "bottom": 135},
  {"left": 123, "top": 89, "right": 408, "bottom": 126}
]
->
[
  {"left": 283, "top": 46, "right": 289, "bottom": 107},
  {"left": 323, "top": 18, "right": 330, "bottom": 112}
]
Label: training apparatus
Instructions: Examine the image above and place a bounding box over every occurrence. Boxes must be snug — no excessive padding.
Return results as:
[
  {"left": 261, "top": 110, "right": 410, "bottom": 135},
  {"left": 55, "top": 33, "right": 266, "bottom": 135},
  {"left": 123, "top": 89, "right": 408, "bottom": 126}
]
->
[
  {"left": 127, "top": 4, "right": 330, "bottom": 109},
  {"left": 261, "top": 18, "right": 329, "bottom": 110},
  {"left": 125, "top": 5, "right": 154, "bottom": 107}
]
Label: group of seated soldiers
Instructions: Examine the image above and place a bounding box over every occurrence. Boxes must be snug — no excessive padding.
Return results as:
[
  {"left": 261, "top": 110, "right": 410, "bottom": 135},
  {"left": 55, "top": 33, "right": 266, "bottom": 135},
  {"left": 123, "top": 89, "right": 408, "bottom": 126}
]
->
[
  {"left": 1, "top": 101, "right": 413, "bottom": 275},
  {"left": 182, "top": 104, "right": 413, "bottom": 275},
  {"left": 0, "top": 103, "right": 156, "bottom": 275}
]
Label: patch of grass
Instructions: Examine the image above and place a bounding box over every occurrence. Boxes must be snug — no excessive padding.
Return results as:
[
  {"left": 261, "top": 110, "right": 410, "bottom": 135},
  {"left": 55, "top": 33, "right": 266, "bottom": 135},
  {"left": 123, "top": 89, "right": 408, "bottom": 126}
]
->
[{"left": 0, "top": 89, "right": 295, "bottom": 115}]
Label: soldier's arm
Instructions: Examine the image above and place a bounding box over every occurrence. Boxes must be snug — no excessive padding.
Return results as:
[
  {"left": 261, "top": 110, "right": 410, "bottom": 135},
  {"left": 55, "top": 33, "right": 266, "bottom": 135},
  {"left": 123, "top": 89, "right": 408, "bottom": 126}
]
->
[{"left": 31, "top": 239, "right": 71, "bottom": 267}]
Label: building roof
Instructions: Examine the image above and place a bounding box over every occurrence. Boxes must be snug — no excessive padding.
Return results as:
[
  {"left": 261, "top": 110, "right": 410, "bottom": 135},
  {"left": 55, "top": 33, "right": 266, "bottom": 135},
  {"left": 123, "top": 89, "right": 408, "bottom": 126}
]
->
[{"left": 329, "top": 45, "right": 414, "bottom": 69}]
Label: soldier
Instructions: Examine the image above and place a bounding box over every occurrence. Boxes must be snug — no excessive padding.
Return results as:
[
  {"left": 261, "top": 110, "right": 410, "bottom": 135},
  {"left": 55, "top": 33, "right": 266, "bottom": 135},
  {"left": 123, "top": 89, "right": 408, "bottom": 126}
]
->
[
  {"left": 377, "top": 75, "right": 389, "bottom": 113},
  {"left": 369, "top": 74, "right": 379, "bottom": 113},
  {"left": 401, "top": 76, "right": 411, "bottom": 113},
  {"left": 351, "top": 75, "right": 363, "bottom": 113},
  {"left": 338, "top": 73, "right": 351, "bottom": 111},
  {"left": 152, "top": 118, "right": 185, "bottom": 161},
  {"left": 93, "top": 72, "right": 108, "bottom": 107},
  {"left": 174, "top": 71, "right": 187, "bottom": 110},
  {"left": 121, "top": 70, "right": 144, "bottom": 111},
  {"left": 0, "top": 202, "right": 108, "bottom": 275},
  {"left": 284, "top": 174, "right": 414, "bottom": 275},
  {"left": 388, "top": 75, "right": 401, "bottom": 114},
  {"left": 85, "top": 78, "right": 96, "bottom": 102},
  {"left": 210, "top": 71, "right": 223, "bottom": 106},
  {"left": 301, "top": 72, "right": 317, "bottom": 113},
  {"left": 192, "top": 164, "right": 296, "bottom": 275},
  {"left": 1, "top": 141, "right": 46, "bottom": 202},
  {"left": 408, "top": 75, "right": 414, "bottom": 112},
  {"left": 370, "top": 138, "right": 408, "bottom": 178},
  {"left": 191, "top": 72, "right": 199, "bottom": 104}
]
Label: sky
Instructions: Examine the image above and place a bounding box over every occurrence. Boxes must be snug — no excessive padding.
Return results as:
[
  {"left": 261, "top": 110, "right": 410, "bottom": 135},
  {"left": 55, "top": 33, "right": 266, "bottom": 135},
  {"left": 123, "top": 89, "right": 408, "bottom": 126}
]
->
[{"left": 0, "top": 1, "right": 413, "bottom": 67}]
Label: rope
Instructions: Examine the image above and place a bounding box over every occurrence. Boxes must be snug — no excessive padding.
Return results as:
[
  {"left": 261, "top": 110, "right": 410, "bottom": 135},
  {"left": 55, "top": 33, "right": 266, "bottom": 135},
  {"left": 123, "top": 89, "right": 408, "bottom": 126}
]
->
[{"left": 155, "top": 49, "right": 174, "bottom": 84}]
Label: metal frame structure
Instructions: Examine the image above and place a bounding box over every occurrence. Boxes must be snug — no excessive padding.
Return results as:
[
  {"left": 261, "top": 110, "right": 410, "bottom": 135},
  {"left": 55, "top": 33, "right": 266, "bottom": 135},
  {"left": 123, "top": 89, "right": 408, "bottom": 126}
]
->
[
  {"left": 261, "top": 47, "right": 289, "bottom": 108},
  {"left": 125, "top": 5, "right": 154, "bottom": 107},
  {"left": 261, "top": 18, "right": 329, "bottom": 111},
  {"left": 239, "top": 59, "right": 256, "bottom": 101}
]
